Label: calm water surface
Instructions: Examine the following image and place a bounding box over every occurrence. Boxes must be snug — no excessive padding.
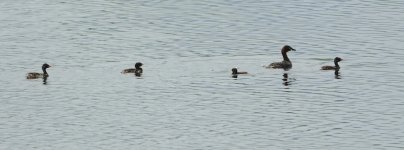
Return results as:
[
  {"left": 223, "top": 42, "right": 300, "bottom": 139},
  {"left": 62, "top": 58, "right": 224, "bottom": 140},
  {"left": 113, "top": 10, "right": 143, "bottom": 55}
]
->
[{"left": 1, "top": 0, "right": 404, "bottom": 149}]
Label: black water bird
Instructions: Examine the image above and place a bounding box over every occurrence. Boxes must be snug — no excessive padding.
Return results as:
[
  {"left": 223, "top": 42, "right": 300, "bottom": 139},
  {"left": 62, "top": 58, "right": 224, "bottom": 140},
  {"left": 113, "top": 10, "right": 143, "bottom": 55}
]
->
[
  {"left": 122, "top": 62, "right": 143, "bottom": 74},
  {"left": 267, "top": 45, "right": 296, "bottom": 69},
  {"left": 321, "top": 57, "right": 342, "bottom": 70},
  {"left": 26, "top": 63, "right": 51, "bottom": 79},
  {"left": 231, "top": 68, "right": 248, "bottom": 75}
]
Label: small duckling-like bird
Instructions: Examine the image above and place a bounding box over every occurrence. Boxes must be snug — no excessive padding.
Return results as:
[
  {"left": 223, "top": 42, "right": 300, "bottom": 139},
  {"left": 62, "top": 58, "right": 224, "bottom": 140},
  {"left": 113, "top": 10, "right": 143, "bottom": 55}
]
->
[
  {"left": 267, "top": 45, "right": 296, "bottom": 69},
  {"left": 231, "top": 68, "right": 247, "bottom": 78},
  {"left": 231, "top": 68, "right": 248, "bottom": 75},
  {"left": 321, "top": 57, "right": 342, "bottom": 70},
  {"left": 122, "top": 62, "right": 143, "bottom": 74},
  {"left": 26, "top": 63, "right": 51, "bottom": 79}
]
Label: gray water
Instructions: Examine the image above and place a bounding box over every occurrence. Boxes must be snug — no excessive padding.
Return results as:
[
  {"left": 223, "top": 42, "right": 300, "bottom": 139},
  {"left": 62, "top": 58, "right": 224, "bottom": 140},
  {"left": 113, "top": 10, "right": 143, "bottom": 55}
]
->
[{"left": 1, "top": 0, "right": 404, "bottom": 149}]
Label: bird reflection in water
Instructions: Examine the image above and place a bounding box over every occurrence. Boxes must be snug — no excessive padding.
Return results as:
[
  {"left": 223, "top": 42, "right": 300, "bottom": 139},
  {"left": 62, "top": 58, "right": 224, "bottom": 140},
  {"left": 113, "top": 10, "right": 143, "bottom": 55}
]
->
[
  {"left": 282, "top": 73, "right": 296, "bottom": 86},
  {"left": 42, "top": 76, "right": 48, "bottom": 85},
  {"left": 335, "top": 69, "right": 341, "bottom": 79},
  {"left": 282, "top": 73, "right": 289, "bottom": 86}
]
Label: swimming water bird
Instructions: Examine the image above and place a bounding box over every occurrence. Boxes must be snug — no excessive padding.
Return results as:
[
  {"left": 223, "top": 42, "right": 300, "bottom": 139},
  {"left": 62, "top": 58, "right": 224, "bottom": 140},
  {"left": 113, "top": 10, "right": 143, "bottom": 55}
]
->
[
  {"left": 321, "top": 57, "right": 342, "bottom": 70},
  {"left": 122, "top": 62, "right": 143, "bottom": 74},
  {"left": 231, "top": 68, "right": 248, "bottom": 75},
  {"left": 267, "top": 45, "right": 296, "bottom": 69},
  {"left": 231, "top": 68, "right": 247, "bottom": 78},
  {"left": 26, "top": 63, "right": 51, "bottom": 79}
]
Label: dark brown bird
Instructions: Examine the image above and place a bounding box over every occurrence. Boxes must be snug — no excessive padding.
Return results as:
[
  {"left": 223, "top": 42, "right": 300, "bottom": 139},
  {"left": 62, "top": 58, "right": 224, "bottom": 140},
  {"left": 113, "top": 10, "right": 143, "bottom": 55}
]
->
[
  {"left": 231, "top": 68, "right": 248, "bottom": 75},
  {"left": 26, "top": 63, "right": 51, "bottom": 79},
  {"left": 122, "top": 62, "right": 143, "bottom": 74},
  {"left": 321, "top": 57, "right": 343, "bottom": 70},
  {"left": 267, "top": 45, "right": 296, "bottom": 69}
]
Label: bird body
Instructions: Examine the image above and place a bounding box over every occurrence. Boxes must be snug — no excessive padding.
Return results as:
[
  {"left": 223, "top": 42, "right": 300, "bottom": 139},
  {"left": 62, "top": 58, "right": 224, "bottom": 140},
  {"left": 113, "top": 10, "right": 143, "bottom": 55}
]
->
[{"left": 122, "top": 68, "right": 142, "bottom": 74}]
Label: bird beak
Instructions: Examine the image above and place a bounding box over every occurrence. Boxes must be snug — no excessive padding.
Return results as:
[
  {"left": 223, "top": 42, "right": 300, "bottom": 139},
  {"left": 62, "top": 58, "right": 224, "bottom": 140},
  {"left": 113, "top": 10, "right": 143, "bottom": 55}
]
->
[{"left": 291, "top": 48, "right": 296, "bottom": 51}]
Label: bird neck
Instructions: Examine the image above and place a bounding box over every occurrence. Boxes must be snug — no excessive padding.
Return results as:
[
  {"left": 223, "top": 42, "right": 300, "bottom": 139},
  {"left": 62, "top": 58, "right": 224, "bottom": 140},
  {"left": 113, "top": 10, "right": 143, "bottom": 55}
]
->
[
  {"left": 42, "top": 68, "right": 48, "bottom": 75},
  {"left": 334, "top": 61, "right": 340, "bottom": 68},
  {"left": 282, "top": 50, "right": 290, "bottom": 62}
]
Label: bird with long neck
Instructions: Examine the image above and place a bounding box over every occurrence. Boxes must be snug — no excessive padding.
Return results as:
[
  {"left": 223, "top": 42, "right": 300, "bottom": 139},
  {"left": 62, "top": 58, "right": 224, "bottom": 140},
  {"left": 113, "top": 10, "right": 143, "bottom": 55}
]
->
[{"left": 267, "top": 45, "right": 296, "bottom": 69}]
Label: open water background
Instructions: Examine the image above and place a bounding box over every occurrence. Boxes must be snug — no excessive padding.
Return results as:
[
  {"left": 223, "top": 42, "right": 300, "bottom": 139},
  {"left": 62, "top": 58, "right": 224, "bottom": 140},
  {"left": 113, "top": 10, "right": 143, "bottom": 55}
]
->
[{"left": 1, "top": 0, "right": 404, "bottom": 149}]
